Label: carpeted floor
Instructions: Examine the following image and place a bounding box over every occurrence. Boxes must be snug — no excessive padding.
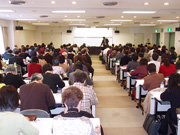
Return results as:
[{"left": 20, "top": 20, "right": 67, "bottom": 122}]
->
[{"left": 91, "top": 55, "right": 147, "bottom": 135}]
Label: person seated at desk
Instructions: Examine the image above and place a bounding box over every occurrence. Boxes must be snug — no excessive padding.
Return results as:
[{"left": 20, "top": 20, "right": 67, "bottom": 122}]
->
[
  {"left": 2, "top": 64, "right": 25, "bottom": 89},
  {"left": 27, "top": 56, "right": 42, "bottom": 77},
  {"left": 53, "top": 86, "right": 101, "bottom": 135},
  {"left": 148, "top": 52, "right": 160, "bottom": 72},
  {"left": 130, "top": 58, "right": 148, "bottom": 79},
  {"left": 126, "top": 53, "right": 139, "bottom": 72},
  {"left": 0, "top": 85, "right": 39, "bottom": 135},
  {"left": 175, "top": 60, "right": 180, "bottom": 74},
  {"left": 58, "top": 55, "right": 69, "bottom": 73},
  {"left": 160, "top": 73, "right": 180, "bottom": 135},
  {"left": 3, "top": 49, "right": 14, "bottom": 61},
  {"left": 52, "top": 58, "right": 65, "bottom": 79},
  {"left": 159, "top": 58, "right": 176, "bottom": 77},
  {"left": 143, "top": 63, "right": 165, "bottom": 91},
  {"left": 38, "top": 54, "right": 47, "bottom": 67},
  {"left": 116, "top": 48, "right": 124, "bottom": 62},
  {"left": 69, "top": 61, "right": 93, "bottom": 86},
  {"left": 42, "top": 63, "right": 65, "bottom": 93},
  {"left": 20, "top": 73, "right": 55, "bottom": 113},
  {"left": 62, "top": 71, "right": 98, "bottom": 114},
  {"left": 120, "top": 50, "right": 131, "bottom": 66}
]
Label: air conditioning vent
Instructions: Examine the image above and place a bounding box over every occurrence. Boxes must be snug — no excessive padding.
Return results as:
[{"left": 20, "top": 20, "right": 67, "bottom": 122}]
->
[
  {"left": 103, "top": 2, "right": 118, "bottom": 6},
  {"left": 52, "top": 21, "right": 58, "bottom": 23},
  {"left": 40, "top": 15, "right": 48, "bottom": 18},
  {"left": 96, "top": 16, "right": 105, "bottom": 19},
  {"left": 9, "top": 0, "right": 25, "bottom": 5},
  {"left": 93, "top": 22, "right": 99, "bottom": 24},
  {"left": 134, "top": 22, "right": 140, "bottom": 24},
  {"left": 152, "top": 17, "right": 161, "bottom": 19}
]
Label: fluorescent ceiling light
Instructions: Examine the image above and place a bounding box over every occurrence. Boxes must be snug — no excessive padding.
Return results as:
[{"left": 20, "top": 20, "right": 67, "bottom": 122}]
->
[
  {"left": 51, "top": 1, "right": 55, "bottom": 4},
  {"left": 69, "top": 24, "right": 86, "bottom": 25},
  {"left": 104, "top": 24, "right": 121, "bottom": 26},
  {"left": 32, "top": 23, "right": 49, "bottom": 25},
  {"left": 123, "top": 11, "right": 156, "bottom": 14},
  {"left": 111, "top": 19, "right": 133, "bottom": 21},
  {"left": 16, "top": 19, "right": 37, "bottom": 21},
  {"left": 0, "top": 10, "right": 14, "bottom": 13},
  {"left": 72, "top": 1, "right": 77, "bottom": 4},
  {"left": 52, "top": 10, "right": 85, "bottom": 13},
  {"left": 63, "top": 19, "right": 86, "bottom": 21},
  {"left": 157, "top": 20, "right": 179, "bottom": 22},
  {"left": 144, "top": 2, "right": 149, "bottom": 5},
  {"left": 139, "top": 24, "right": 156, "bottom": 26}
]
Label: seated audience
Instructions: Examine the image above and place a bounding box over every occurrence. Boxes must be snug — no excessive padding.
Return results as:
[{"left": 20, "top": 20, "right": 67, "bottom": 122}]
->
[
  {"left": 0, "top": 85, "right": 38, "bottom": 135},
  {"left": 62, "top": 52, "right": 73, "bottom": 66},
  {"left": 62, "top": 71, "right": 98, "bottom": 114},
  {"left": 3, "top": 49, "right": 14, "bottom": 61},
  {"left": 53, "top": 86, "right": 100, "bottom": 135},
  {"left": 42, "top": 64, "right": 65, "bottom": 93},
  {"left": 20, "top": 73, "right": 55, "bottom": 113},
  {"left": 130, "top": 58, "right": 148, "bottom": 79},
  {"left": 116, "top": 48, "right": 124, "bottom": 62},
  {"left": 159, "top": 58, "right": 176, "bottom": 77},
  {"left": 27, "top": 56, "right": 42, "bottom": 77},
  {"left": 44, "top": 49, "right": 53, "bottom": 65},
  {"left": 38, "top": 55, "right": 47, "bottom": 67},
  {"left": 58, "top": 55, "right": 69, "bottom": 73},
  {"left": 2, "top": 64, "right": 25, "bottom": 89},
  {"left": 126, "top": 53, "right": 139, "bottom": 72},
  {"left": 19, "top": 47, "right": 29, "bottom": 60},
  {"left": 137, "top": 52, "right": 144, "bottom": 63},
  {"left": 160, "top": 73, "right": 180, "bottom": 135},
  {"left": 176, "top": 60, "right": 180, "bottom": 74},
  {"left": 69, "top": 61, "right": 93, "bottom": 86},
  {"left": 28, "top": 46, "right": 37, "bottom": 57},
  {"left": 143, "top": 63, "right": 165, "bottom": 91},
  {"left": 148, "top": 53, "right": 160, "bottom": 72},
  {"left": 52, "top": 58, "right": 65, "bottom": 78},
  {"left": 120, "top": 50, "right": 131, "bottom": 66}
]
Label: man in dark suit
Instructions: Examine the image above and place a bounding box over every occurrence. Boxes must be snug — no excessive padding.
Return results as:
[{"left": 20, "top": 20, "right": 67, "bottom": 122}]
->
[{"left": 100, "top": 37, "right": 109, "bottom": 50}]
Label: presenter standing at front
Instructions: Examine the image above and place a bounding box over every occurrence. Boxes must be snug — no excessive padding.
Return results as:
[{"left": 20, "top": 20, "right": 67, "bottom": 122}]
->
[{"left": 100, "top": 37, "right": 109, "bottom": 50}]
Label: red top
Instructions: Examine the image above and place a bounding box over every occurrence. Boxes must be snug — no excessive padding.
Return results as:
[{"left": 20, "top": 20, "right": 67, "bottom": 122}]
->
[
  {"left": 130, "top": 65, "right": 148, "bottom": 79},
  {"left": 59, "top": 49, "right": 66, "bottom": 55},
  {"left": 27, "top": 63, "right": 42, "bottom": 77},
  {"left": 158, "top": 64, "right": 176, "bottom": 77}
]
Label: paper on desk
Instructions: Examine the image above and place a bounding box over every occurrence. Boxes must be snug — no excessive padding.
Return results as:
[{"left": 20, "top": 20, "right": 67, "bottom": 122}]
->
[
  {"left": 53, "top": 93, "right": 62, "bottom": 104},
  {"left": 89, "top": 118, "right": 100, "bottom": 135}
]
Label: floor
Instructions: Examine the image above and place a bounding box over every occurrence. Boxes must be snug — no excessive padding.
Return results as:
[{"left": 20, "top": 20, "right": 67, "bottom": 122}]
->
[{"left": 92, "top": 55, "right": 147, "bottom": 135}]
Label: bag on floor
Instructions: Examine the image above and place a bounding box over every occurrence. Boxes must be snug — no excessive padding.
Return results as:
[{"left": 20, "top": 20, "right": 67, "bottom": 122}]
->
[{"left": 143, "top": 114, "right": 161, "bottom": 135}]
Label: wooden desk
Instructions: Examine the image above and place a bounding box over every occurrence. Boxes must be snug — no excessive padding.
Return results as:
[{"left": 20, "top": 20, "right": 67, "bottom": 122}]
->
[{"left": 87, "top": 47, "right": 102, "bottom": 55}]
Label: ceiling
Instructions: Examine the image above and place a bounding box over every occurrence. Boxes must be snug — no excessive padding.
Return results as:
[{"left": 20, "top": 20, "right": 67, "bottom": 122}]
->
[{"left": 0, "top": 0, "right": 180, "bottom": 27}]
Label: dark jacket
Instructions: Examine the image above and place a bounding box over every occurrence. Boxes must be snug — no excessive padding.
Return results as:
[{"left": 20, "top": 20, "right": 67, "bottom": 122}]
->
[
  {"left": 9, "top": 56, "right": 26, "bottom": 67},
  {"left": 43, "top": 73, "right": 65, "bottom": 93}
]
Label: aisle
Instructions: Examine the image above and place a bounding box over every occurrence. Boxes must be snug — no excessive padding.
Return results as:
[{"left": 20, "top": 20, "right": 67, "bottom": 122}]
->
[{"left": 91, "top": 55, "right": 147, "bottom": 135}]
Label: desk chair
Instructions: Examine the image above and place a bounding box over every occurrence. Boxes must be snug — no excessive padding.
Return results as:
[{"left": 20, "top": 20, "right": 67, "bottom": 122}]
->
[{"left": 20, "top": 109, "right": 50, "bottom": 118}]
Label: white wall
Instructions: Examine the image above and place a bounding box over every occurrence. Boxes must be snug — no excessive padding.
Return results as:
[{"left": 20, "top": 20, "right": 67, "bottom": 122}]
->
[{"left": 112, "top": 27, "right": 153, "bottom": 45}]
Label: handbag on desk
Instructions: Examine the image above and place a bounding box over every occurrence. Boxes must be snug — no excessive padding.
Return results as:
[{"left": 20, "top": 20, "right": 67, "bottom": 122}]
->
[{"left": 143, "top": 114, "right": 161, "bottom": 135}]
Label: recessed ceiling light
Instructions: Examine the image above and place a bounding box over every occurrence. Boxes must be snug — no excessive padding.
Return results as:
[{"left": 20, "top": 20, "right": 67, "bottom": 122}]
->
[
  {"left": 139, "top": 24, "right": 156, "bottom": 26},
  {"left": 104, "top": 24, "right": 121, "bottom": 26},
  {"left": 120, "top": 22, "right": 122, "bottom": 24},
  {"left": 121, "top": 16, "right": 124, "bottom": 18},
  {"left": 64, "top": 15, "right": 67, "bottom": 18},
  {"left": 72, "top": 1, "right": 77, "bottom": 4},
  {"left": 144, "top": 2, "right": 149, "bottom": 5},
  {"left": 63, "top": 19, "right": 86, "bottom": 21},
  {"left": 32, "top": 23, "right": 49, "bottom": 25},
  {"left": 52, "top": 10, "right": 85, "bottom": 13},
  {"left": 164, "top": 2, "right": 169, "bottom": 6},
  {"left": 134, "top": 16, "right": 137, "bottom": 18},
  {"left": 51, "top": 1, "right": 56, "bottom": 4},
  {"left": 176, "top": 16, "right": 179, "bottom": 19},
  {"left": 16, "top": 19, "right": 37, "bottom": 21},
  {"left": 157, "top": 20, "right": 179, "bottom": 22},
  {"left": 111, "top": 19, "right": 133, "bottom": 21},
  {"left": 69, "top": 24, "right": 86, "bottom": 26},
  {"left": 123, "top": 11, "right": 156, "bottom": 14},
  {"left": 77, "top": 16, "right": 80, "bottom": 18},
  {"left": 0, "top": 10, "right": 14, "bottom": 13}
]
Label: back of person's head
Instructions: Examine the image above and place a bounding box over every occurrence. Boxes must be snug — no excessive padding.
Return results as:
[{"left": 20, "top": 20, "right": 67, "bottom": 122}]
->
[
  {"left": 131, "top": 47, "right": 135, "bottom": 53},
  {"left": 38, "top": 54, "right": 44, "bottom": 60},
  {"left": 73, "top": 71, "right": 87, "bottom": 83},
  {"left": 42, "top": 63, "right": 53, "bottom": 73},
  {"left": 74, "top": 55, "right": 84, "bottom": 63},
  {"left": 81, "top": 49, "right": 86, "bottom": 55},
  {"left": 31, "top": 73, "right": 43, "bottom": 82},
  {"left": 124, "top": 50, "right": 129, "bottom": 55},
  {"left": 58, "top": 55, "right": 65, "bottom": 64},
  {"left": 138, "top": 52, "right": 144, "bottom": 57},
  {"left": 46, "top": 48, "right": 50, "bottom": 52},
  {"left": 140, "top": 58, "right": 148, "bottom": 66},
  {"left": 161, "top": 58, "right": 170, "bottom": 67},
  {"left": 152, "top": 53, "right": 159, "bottom": 61},
  {"left": 168, "top": 73, "right": 180, "bottom": 89},
  {"left": 147, "top": 63, "right": 156, "bottom": 73},
  {"left": 52, "top": 58, "right": 59, "bottom": 66},
  {"left": 132, "top": 53, "right": 138, "bottom": 61},
  {"left": 176, "top": 60, "right": 180, "bottom": 70},
  {"left": 14, "top": 50, "right": 19, "bottom": 55},
  {"left": 5, "top": 64, "right": 16, "bottom": 74},
  {"left": 31, "top": 56, "right": 39, "bottom": 63},
  {"left": 62, "top": 86, "right": 83, "bottom": 108},
  {"left": 73, "top": 61, "right": 83, "bottom": 71},
  {"left": 8, "top": 49, "right": 13, "bottom": 54},
  {"left": 0, "top": 86, "right": 19, "bottom": 111}
]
